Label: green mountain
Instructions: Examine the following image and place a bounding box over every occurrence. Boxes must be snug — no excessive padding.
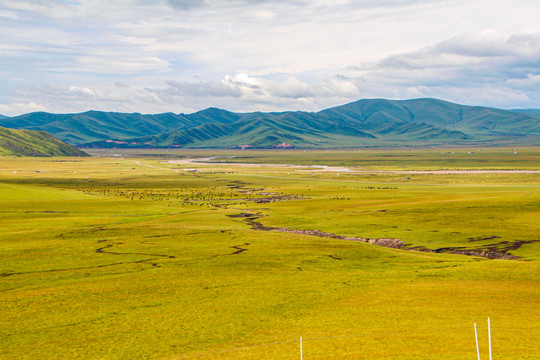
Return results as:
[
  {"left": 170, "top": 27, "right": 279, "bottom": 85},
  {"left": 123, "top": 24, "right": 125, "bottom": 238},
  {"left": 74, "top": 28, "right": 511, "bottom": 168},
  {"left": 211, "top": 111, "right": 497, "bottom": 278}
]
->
[
  {"left": 319, "top": 98, "right": 540, "bottom": 140},
  {"left": 0, "top": 114, "right": 7, "bottom": 119},
  {"left": 1, "top": 98, "right": 539, "bottom": 148},
  {"left": 0, "top": 111, "right": 194, "bottom": 145},
  {"left": 0, "top": 126, "right": 88, "bottom": 157},
  {"left": 512, "top": 109, "right": 540, "bottom": 115}
]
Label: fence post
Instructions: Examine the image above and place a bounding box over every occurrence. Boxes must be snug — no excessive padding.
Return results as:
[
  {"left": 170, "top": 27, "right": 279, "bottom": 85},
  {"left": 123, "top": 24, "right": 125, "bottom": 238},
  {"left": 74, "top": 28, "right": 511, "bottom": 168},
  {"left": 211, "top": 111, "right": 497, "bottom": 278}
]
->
[
  {"left": 300, "top": 336, "right": 303, "bottom": 360},
  {"left": 488, "top": 318, "right": 492, "bottom": 360},
  {"left": 475, "top": 323, "right": 481, "bottom": 360}
]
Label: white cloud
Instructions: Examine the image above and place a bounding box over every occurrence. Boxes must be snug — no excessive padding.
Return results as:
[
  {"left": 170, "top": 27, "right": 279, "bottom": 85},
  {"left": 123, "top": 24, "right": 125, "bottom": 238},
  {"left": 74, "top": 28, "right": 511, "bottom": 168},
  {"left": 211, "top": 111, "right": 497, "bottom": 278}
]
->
[
  {"left": 0, "top": 101, "right": 47, "bottom": 115},
  {"left": 0, "top": 0, "right": 540, "bottom": 114},
  {"left": 71, "top": 55, "right": 170, "bottom": 74},
  {"left": 337, "top": 31, "right": 540, "bottom": 108},
  {"left": 0, "top": 9, "right": 18, "bottom": 19},
  {"left": 68, "top": 86, "right": 99, "bottom": 98}
]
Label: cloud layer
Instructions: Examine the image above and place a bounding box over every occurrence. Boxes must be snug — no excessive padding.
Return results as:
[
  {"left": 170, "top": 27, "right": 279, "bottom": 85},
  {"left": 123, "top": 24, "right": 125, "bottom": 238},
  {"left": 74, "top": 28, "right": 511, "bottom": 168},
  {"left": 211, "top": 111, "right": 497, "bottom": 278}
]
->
[{"left": 0, "top": 0, "right": 539, "bottom": 115}]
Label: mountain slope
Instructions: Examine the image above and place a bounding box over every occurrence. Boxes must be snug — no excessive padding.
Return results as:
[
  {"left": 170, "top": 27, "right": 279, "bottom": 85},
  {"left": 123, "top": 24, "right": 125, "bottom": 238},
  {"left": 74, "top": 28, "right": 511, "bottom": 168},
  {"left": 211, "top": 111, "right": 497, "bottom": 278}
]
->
[
  {"left": 318, "top": 98, "right": 540, "bottom": 139},
  {"left": 1, "top": 98, "right": 539, "bottom": 148},
  {"left": 512, "top": 109, "right": 540, "bottom": 115},
  {"left": 0, "top": 111, "right": 193, "bottom": 145},
  {"left": 84, "top": 111, "right": 378, "bottom": 149},
  {"left": 0, "top": 126, "right": 88, "bottom": 156}
]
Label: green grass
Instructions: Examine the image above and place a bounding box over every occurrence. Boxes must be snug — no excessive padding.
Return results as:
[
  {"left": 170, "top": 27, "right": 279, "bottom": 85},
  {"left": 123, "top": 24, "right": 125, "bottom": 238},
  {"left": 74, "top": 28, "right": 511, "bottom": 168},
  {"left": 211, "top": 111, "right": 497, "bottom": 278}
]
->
[
  {"left": 0, "top": 126, "right": 87, "bottom": 157},
  {"left": 0, "top": 149, "right": 539, "bottom": 359},
  {"left": 88, "top": 146, "right": 540, "bottom": 170}
]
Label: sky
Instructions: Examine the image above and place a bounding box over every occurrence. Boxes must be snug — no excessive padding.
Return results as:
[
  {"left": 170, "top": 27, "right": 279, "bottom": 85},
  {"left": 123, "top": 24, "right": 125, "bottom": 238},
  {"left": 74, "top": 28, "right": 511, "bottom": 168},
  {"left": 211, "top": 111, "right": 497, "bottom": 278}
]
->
[{"left": 0, "top": 0, "right": 539, "bottom": 116}]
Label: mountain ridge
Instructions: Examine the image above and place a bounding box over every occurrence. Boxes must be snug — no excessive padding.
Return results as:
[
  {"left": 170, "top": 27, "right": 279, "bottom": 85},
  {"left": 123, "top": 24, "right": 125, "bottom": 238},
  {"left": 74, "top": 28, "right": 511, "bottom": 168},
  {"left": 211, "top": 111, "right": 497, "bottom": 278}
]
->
[{"left": 1, "top": 98, "right": 539, "bottom": 148}]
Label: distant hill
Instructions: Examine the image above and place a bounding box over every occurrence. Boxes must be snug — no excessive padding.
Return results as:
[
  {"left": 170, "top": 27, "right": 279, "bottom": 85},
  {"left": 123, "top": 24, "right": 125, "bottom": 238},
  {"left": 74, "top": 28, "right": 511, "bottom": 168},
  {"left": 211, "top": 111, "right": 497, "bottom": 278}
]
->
[
  {"left": 1, "top": 98, "right": 539, "bottom": 148},
  {"left": 319, "top": 98, "right": 540, "bottom": 142},
  {"left": 0, "top": 114, "right": 8, "bottom": 119},
  {"left": 512, "top": 109, "right": 540, "bottom": 115},
  {"left": 0, "top": 111, "right": 193, "bottom": 146},
  {"left": 0, "top": 126, "right": 88, "bottom": 156}
]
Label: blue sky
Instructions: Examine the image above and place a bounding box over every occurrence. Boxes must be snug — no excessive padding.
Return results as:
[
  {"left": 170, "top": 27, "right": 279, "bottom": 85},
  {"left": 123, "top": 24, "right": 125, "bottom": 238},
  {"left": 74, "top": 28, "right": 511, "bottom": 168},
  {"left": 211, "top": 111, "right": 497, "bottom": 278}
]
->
[{"left": 0, "top": 0, "right": 539, "bottom": 116}]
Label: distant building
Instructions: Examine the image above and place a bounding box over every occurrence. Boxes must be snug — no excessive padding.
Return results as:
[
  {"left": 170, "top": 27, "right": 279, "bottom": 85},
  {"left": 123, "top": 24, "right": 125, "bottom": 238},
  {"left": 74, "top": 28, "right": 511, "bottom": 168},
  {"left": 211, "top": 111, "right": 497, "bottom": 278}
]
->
[
  {"left": 273, "top": 142, "right": 296, "bottom": 149},
  {"left": 236, "top": 144, "right": 252, "bottom": 150}
]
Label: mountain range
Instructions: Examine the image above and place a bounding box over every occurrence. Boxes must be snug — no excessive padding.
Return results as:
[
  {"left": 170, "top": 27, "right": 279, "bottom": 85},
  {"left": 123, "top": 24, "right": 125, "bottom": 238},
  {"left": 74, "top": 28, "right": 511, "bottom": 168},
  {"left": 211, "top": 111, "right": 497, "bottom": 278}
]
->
[{"left": 1, "top": 98, "right": 539, "bottom": 149}]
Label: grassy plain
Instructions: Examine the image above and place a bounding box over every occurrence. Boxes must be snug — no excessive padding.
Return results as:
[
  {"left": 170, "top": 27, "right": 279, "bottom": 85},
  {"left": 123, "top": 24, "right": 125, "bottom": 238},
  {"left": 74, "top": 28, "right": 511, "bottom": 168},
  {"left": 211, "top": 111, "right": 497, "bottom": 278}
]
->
[{"left": 1, "top": 148, "right": 539, "bottom": 359}]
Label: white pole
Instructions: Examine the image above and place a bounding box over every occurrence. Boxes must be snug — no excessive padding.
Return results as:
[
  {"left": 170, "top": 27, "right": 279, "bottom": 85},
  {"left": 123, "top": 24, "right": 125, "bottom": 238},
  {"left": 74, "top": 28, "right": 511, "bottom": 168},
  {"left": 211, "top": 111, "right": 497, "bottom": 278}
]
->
[
  {"left": 475, "top": 323, "right": 481, "bottom": 360},
  {"left": 300, "top": 336, "right": 303, "bottom": 360},
  {"left": 488, "top": 318, "right": 492, "bottom": 360}
]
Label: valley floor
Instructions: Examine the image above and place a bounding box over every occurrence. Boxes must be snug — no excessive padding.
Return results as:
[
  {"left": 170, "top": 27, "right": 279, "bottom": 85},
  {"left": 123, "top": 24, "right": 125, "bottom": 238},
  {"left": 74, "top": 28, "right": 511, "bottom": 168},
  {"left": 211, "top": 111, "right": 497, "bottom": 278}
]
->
[{"left": 1, "top": 148, "right": 539, "bottom": 359}]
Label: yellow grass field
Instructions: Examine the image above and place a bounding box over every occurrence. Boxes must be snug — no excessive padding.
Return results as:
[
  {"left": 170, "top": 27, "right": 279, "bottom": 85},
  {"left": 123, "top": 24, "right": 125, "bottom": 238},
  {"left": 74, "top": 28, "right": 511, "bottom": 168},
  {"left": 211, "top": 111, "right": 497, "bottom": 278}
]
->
[{"left": 1, "top": 148, "right": 539, "bottom": 359}]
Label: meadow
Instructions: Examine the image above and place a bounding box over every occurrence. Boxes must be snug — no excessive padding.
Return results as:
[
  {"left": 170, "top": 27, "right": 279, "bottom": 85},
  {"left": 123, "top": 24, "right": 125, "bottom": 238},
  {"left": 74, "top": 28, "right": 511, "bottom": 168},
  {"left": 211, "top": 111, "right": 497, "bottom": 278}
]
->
[{"left": 1, "top": 148, "right": 539, "bottom": 359}]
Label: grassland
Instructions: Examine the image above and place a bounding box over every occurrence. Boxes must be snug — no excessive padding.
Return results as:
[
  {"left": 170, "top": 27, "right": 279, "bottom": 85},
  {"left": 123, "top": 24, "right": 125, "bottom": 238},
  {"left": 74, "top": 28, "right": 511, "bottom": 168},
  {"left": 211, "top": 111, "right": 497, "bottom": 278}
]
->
[
  {"left": 1, "top": 148, "right": 539, "bottom": 359},
  {"left": 0, "top": 126, "right": 87, "bottom": 157}
]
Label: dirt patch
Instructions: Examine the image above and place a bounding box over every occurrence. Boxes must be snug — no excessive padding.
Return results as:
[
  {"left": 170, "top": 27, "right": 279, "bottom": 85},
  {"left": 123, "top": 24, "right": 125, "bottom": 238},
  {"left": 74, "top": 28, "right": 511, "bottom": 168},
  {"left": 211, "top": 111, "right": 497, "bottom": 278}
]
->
[
  {"left": 227, "top": 212, "right": 256, "bottom": 218},
  {"left": 368, "top": 238, "right": 405, "bottom": 249},
  {"left": 484, "top": 239, "right": 539, "bottom": 253},
  {"left": 404, "top": 245, "right": 519, "bottom": 260},
  {"left": 467, "top": 235, "right": 501, "bottom": 242},
  {"left": 450, "top": 249, "right": 518, "bottom": 259}
]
